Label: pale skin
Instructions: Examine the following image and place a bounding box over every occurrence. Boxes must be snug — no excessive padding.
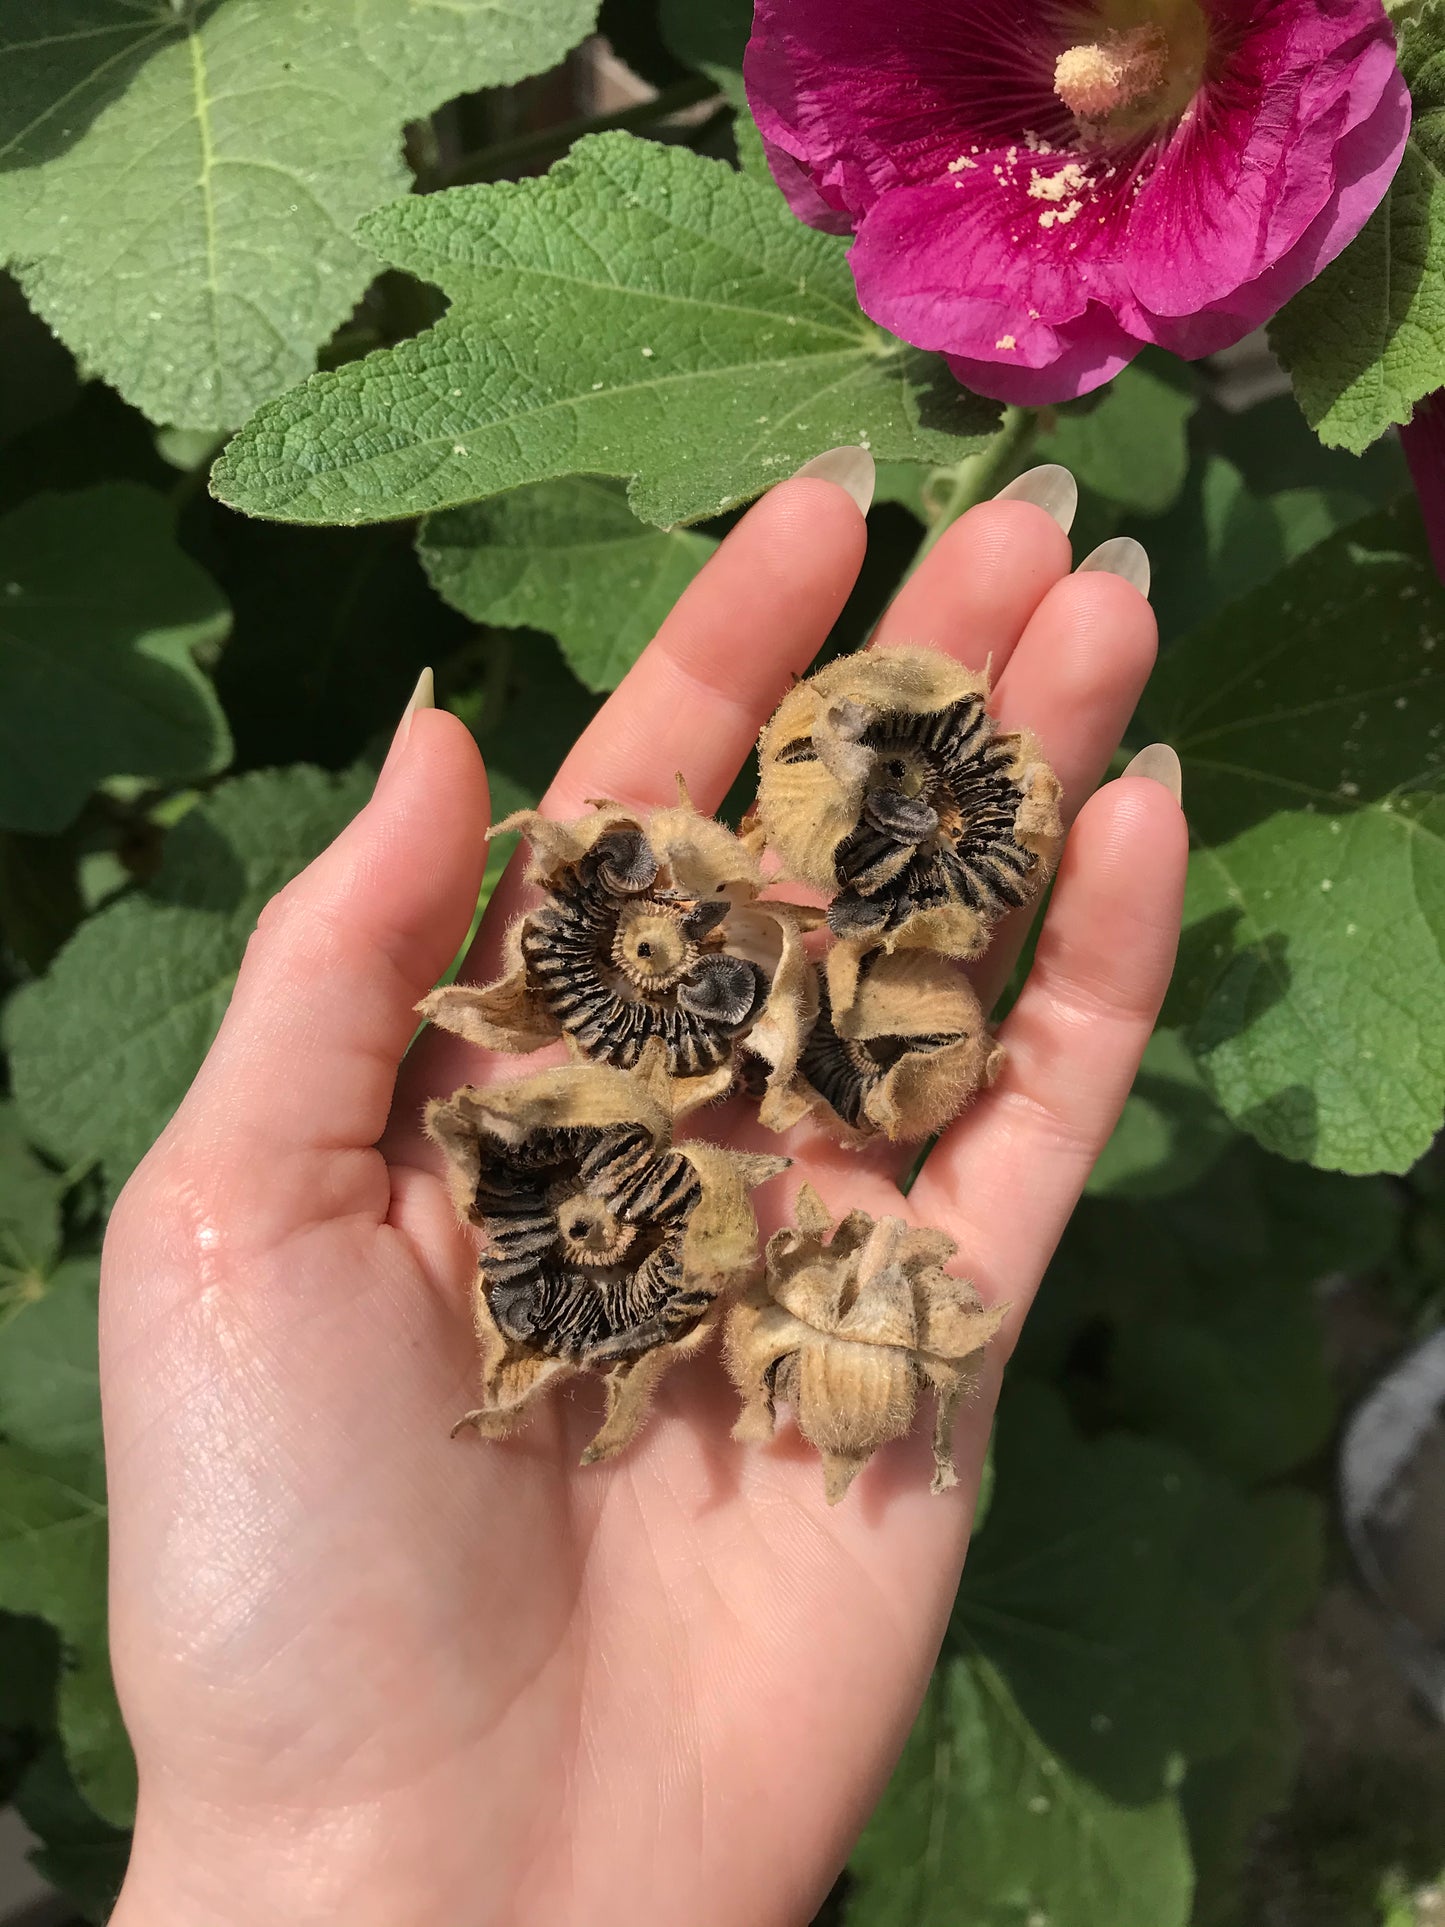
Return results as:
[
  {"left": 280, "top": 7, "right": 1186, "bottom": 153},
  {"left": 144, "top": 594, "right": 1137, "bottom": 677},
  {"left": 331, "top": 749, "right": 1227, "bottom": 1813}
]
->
[{"left": 102, "top": 471, "right": 1186, "bottom": 1927}]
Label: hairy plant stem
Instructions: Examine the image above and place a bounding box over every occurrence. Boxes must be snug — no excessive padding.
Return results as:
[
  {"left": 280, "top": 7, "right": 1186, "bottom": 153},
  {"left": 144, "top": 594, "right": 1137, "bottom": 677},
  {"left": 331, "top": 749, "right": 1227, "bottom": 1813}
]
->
[
  {"left": 905, "top": 407, "right": 1042, "bottom": 579},
  {"left": 437, "top": 76, "right": 718, "bottom": 188}
]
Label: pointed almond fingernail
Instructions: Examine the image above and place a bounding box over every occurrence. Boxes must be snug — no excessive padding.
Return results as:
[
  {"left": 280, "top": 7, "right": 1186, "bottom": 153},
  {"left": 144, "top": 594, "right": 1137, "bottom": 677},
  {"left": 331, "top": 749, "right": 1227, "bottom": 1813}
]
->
[
  {"left": 1077, "top": 535, "right": 1151, "bottom": 598},
  {"left": 399, "top": 665, "right": 435, "bottom": 746},
  {"left": 993, "top": 463, "right": 1077, "bottom": 534},
  {"left": 791, "top": 445, "right": 876, "bottom": 516},
  {"left": 1121, "top": 743, "right": 1182, "bottom": 803}
]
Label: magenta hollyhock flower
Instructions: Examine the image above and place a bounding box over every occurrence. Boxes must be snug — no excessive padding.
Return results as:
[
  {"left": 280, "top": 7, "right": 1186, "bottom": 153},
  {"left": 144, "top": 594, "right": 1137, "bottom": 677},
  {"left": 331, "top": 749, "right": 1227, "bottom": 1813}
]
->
[{"left": 745, "top": 0, "right": 1411, "bottom": 403}]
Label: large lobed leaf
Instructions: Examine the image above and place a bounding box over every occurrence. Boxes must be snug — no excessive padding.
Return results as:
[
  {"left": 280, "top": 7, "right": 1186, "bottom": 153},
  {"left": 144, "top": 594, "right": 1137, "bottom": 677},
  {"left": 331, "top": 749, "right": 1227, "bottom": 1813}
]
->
[
  {"left": 0, "top": 1099, "right": 63, "bottom": 1287},
  {"left": 0, "top": 0, "right": 599, "bottom": 430},
  {"left": 420, "top": 478, "right": 718, "bottom": 692},
  {"left": 847, "top": 1654, "right": 1194, "bottom": 1927},
  {"left": 0, "top": 1443, "right": 132, "bottom": 1826},
  {"left": 212, "top": 133, "right": 999, "bottom": 529},
  {"left": 0, "top": 1258, "right": 101, "bottom": 1459},
  {"left": 1141, "top": 496, "right": 1445, "bottom": 1173},
  {"left": 848, "top": 1387, "right": 1321, "bottom": 1927},
  {"left": 1271, "top": 2, "right": 1445, "bottom": 452},
  {"left": 6, "top": 762, "right": 373, "bottom": 1194},
  {"left": 1040, "top": 360, "right": 1199, "bottom": 515},
  {"left": 0, "top": 483, "right": 231, "bottom": 834},
  {"left": 1032, "top": 1138, "right": 1397, "bottom": 1482}
]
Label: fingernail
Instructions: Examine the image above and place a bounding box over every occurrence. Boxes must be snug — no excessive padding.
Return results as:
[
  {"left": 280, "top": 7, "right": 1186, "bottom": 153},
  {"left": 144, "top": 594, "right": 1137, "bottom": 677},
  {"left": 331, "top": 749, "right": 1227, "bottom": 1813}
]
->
[
  {"left": 791, "top": 445, "right": 876, "bottom": 516},
  {"left": 1121, "top": 743, "right": 1182, "bottom": 804},
  {"left": 376, "top": 667, "right": 434, "bottom": 792},
  {"left": 398, "top": 665, "right": 435, "bottom": 746},
  {"left": 1077, "top": 535, "right": 1151, "bottom": 598},
  {"left": 993, "top": 463, "right": 1078, "bottom": 534}
]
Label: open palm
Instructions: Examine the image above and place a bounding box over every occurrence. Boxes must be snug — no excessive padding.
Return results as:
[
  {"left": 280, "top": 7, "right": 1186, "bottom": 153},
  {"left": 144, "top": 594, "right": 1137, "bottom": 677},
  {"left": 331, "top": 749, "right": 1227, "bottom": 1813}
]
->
[{"left": 102, "top": 466, "right": 1184, "bottom": 1927}]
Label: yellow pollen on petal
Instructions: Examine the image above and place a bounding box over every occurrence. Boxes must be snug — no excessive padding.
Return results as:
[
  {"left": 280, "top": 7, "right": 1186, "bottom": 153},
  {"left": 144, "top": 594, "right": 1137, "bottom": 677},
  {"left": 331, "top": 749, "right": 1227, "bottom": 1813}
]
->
[
  {"left": 1028, "top": 161, "right": 1088, "bottom": 203},
  {"left": 1054, "top": 26, "right": 1167, "bottom": 122}
]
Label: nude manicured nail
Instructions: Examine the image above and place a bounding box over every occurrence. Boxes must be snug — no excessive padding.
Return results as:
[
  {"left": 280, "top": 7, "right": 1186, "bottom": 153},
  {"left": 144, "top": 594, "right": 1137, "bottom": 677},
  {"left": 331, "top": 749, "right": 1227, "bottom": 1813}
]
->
[
  {"left": 1077, "top": 535, "right": 1152, "bottom": 598},
  {"left": 791, "top": 445, "right": 876, "bottom": 516},
  {"left": 993, "top": 463, "right": 1078, "bottom": 534},
  {"left": 399, "top": 665, "right": 435, "bottom": 746},
  {"left": 1122, "top": 742, "right": 1182, "bottom": 804}
]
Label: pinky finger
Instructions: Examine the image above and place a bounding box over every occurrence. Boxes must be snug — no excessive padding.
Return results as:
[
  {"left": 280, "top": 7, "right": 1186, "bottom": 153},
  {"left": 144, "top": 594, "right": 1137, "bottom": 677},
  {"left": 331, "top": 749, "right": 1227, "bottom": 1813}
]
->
[{"left": 908, "top": 765, "right": 1188, "bottom": 1311}]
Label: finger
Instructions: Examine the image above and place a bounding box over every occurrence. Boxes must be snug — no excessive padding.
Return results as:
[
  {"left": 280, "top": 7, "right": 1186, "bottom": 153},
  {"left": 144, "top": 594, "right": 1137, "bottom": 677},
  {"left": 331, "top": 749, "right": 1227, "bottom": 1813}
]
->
[
  {"left": 543, "top": 469, "right": 869, "bottom": 817},
  {"left": 869, "top": 494, "right": 1075, "bottom": 675},
  {"left": 909, "top": 772, "right": 1187, "bottom": 1323},
  {"left": 148, "top": 701, "right": 491, "bottom": 1228},
  {"left": 389, "top": 468, "right": 870, "bottom": 1141},
  {"left": 968, "top": 547, "right": 1158, "bottom": 1014}
]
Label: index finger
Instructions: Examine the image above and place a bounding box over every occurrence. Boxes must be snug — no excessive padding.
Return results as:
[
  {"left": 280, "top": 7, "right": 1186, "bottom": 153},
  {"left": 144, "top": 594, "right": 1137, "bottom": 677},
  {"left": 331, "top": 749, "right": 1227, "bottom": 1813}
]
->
[{"left": 388, "top": 455, "right": 871, "bottom": 1147}]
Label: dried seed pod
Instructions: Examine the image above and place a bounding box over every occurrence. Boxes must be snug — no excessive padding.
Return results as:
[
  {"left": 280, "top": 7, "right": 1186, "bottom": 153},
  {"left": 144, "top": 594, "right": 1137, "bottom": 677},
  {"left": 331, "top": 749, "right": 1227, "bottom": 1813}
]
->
[
  {"left": 427, "top": 1061, "right": 788, "bottom": 1464},
  {"left": 759, "top": 947, "right": 1003, "bottom": 1144},
  {"left": 419, "top": 790, "right": 812, "bottom": 1112},
  {"left": 725, "top": 1185, "right": 1006, "bottom": 1502},
  {"left": 754, "top": 643, "right": 1062, "bottom": 959}
]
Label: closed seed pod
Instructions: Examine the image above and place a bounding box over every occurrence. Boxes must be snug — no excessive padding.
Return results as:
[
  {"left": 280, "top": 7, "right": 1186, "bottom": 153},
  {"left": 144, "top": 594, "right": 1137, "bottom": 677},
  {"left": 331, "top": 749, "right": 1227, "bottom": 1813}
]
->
[
  {"left": 759, "top": 946, "right": 1004, "bottom": 1144},
  {"left": 725, "top": 1185, "right": 1006, "bottom": 1502},
  {"left": 427, "top": 1060, "right": 787, "bottom": 1465},
  {"left": 419, "top": 788, "right": 812, "bottom": 1113},
  {"left": 754, "top": 643, "right": 1062, "bottom": 959}
]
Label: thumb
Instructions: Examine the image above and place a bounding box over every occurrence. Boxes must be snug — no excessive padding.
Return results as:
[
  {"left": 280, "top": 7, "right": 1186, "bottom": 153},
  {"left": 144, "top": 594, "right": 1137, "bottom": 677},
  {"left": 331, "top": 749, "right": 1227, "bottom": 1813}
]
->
[{"left": 153, "top": 685, "right": 489, "bottom": 1220}]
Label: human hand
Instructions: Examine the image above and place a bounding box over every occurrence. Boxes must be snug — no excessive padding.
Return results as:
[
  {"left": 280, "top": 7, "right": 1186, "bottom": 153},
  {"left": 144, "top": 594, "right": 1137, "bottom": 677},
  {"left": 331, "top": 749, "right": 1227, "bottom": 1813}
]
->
[{"left": 102, "top": 456, "right": 1184, "bottom": 1927}]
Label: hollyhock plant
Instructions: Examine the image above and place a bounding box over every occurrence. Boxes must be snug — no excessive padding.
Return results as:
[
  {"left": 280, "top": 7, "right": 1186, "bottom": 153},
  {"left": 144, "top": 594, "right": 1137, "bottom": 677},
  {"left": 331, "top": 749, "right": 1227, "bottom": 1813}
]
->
[
  {"left": 745, "top": 0, "right": 1412, "bottom": 403},
  {"left": 1402, "top": 390, "right": 1445, "bottom": 582}
]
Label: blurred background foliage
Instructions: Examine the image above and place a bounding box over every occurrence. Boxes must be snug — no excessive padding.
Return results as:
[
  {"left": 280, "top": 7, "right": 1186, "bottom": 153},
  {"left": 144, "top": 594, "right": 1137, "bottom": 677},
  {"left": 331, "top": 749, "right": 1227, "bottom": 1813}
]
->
[{"left": 0, "top": 1, "right": 1443, "bottom": 1922}]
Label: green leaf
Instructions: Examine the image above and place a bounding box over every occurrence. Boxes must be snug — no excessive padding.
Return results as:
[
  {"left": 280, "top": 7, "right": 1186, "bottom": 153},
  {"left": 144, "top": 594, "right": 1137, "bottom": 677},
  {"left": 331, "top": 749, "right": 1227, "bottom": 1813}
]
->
[
  {"left": 870, "top": 462, "right": 933, "bottom": 522},
  {"left": 0, "top": 823, "right": 86, "bottom": 973},
  {"left": 849, "top": 1386, "right": 1258, "bottom": 1927},
  {"left": 212, "top": 518, "right": 469, "bottom": 774},
  {"left": 1140, "top": 496, "right": 1445, "bottom": 1173},
  {"left": 0, "top": 271, "right": 77, "bottom": 450},
  {"left": 658, "top": 0, "right": 752, "bottom": 77},
  {"left": 420, "top": 479, "right": 718, "bottom": 692},
  {"left": 847, "top": 1654, "right": 1194, "bottom": 1927},
  {"left": 1087, "top": 1027, "right": 1237, "bottom": 1200},
  {"left": 15, "top": 1737, "right": 131, "bottom": 1920},
  {"left": 0, "top": 1101, "right": 62, "bottom": 1288},
  {"left": 1038, "top": 1142, "right": 1397, "bottom": 1479},
  {"left": 0, "top": 0, "right": 600, "bottom": 430},
  {"left": 1108, "top": 1260, "right": 1334, "bottom": 1486},
  {"left": 0, "top": 1258, "right": 101, "bottom": 1457},
  {"left": 0, "top": 484, "right": 231, "bottom": 834},
  {"left": 212, "top": 133, "right": 1000, "bottom": 529},
  {"left": 0, "top": 1443, "right": 133, "bottom": 1825},
  {"left": 6, "top": 762, "right": 374, "bottom": 1193},
  {"left": 956, "top": 1385, "right": 1248, "bottom": 1806},
  {"left": 1041, "top": 361, "right": 1198, "bottom": 514},
  {"left": 0, "top": 1610, "right": 58, "bottom": 1735},
  {"left": 1270, "top": 3, "right": 1445, "bottom": 452},
  {"left": 1183, "top": 1491, "right": 1325, "bottom": 1926}
]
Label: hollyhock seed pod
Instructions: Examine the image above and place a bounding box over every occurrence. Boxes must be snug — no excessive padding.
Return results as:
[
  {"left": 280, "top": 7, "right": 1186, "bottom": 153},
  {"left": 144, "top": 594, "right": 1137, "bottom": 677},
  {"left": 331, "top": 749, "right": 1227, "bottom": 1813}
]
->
[
  {"left": 754, "top": 644, "right": 1062, "bottom": 958},
  {"left": 419, "top": 785, "right": 812, "bottom": 1113},
  {"left": 760, "top": 946, "right": 1004, "bottom": 1145},
  {"left": 725, "top": 1186, "right": 1007, "bottom": 1503},
  {"left": 427, "top": 1060, "right": 788, "bottom": 1465}
]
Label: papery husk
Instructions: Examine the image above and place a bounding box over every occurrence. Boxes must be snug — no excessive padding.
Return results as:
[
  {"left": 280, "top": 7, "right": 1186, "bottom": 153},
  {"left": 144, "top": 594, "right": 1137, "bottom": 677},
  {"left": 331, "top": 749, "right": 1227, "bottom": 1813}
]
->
[
  {"left": 760, "top": 948, "right": 1002, "bottom": 1146},
  {"left": 754, "top": 643, "right": 1063, "bottom": 958},
  {"left": 417, "top": 789, "right": 802, "bottom": 1114},
  {"left": 724, "top": 1187, "right": 1006, "bottom": 1501},
  {"left": 427, "top": 1059, "right": 787, "bottom": 1464}
]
